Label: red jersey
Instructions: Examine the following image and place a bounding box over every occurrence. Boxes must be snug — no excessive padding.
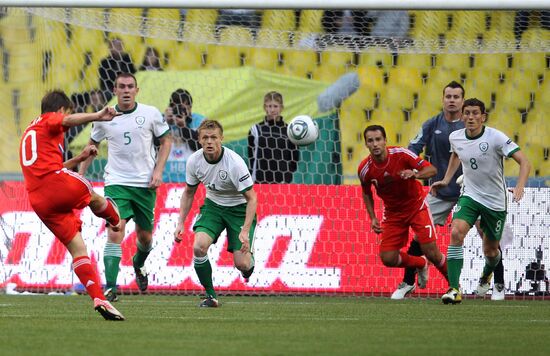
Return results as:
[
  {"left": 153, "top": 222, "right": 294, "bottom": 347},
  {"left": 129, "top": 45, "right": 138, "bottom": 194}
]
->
[
  {"left": 358, "top": 146, "right": 431, "bottom": 214},
  {"left": 19, "top": 112, "right": 67, "bottom": 192}
]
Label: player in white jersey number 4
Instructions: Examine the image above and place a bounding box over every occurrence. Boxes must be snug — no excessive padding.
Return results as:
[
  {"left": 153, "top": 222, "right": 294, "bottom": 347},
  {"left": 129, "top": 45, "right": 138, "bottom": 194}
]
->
[
  {"left": 173, "top": 120, "right": 257, "bottom": 308},
  {"left": 431, "top": 98, "right": 530, "bottom": 304}
]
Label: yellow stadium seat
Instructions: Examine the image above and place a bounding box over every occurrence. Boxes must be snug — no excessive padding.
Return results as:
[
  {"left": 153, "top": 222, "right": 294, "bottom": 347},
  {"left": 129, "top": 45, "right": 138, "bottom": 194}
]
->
[
  {"left": 497, "top": 83, "right": 532, "bottom": 111},
  {"left": 397, "top": 53, "right": 433, "bottom": 69},
  {"left": 280, "top": 49, "right": 317, "bottom": 78},
  {"left": 182, "top": 23, "right": 217, "bottom": 54},
  {"left": 358, "top": 50, "right": 394, "bottom": 68},
  {"left": 5, "top": 42, "right": 43, "bottom": 85},
  {"left": 206, "top": 45, "right": 242, "bottom": 69},
  {"left": 247, "top": 48, "right": 280, "bottom": 71},
  {"left": 475, "top": 53, "right": 512, "bottom": 72},
  {"left": 297, "top": 10, "right": 323, "bottom": 33},
  {"left": 185, "top": 9, "right": 218, "bottom": 25},
  {"left": 344, "top": 87, "right": 379, "bottom": 114},
  {"left": 368, "top": 107, "right": 405, "bottom": 144},
  {"left": 415, "top": 87, "right": 444, "bottom": 113},
  {"left": 424, "top": 67, "right": 463, "bottom": 92},
  {"left": 167, "top": 44, "right": 204, "bottom": 70},
  {"left": 513, "top": 52, "right": 548, "bottom": 72},
  {"left": 401, "top": 117, "right": 423, "bottom": 146},
  {"left": 435, "top": 53, "right": 471, "bottom": 72},
  {"left": 409, "top": 11, "right": 451, "bottom": 40},
  {"left": 313, "top": 48, "right": 354, "bottom": 81},
  {"left": 520, "top": 28, "right": 550, "bottom": 50},
  {"left": 387, "top": 67, "right": 424, "bottom": 92},
  {"left": 262, "top": 10, "right": 296, "bottom": 31},
  {"left": 31, "top": 15, "right": 69, "bottom": 52},
  {"left": 256, "top": 28, "right": 290, "bottom": 48},
  {"left": 483, "top": 29, "right": 516, "bottom": 51},
  {"left": 356, "top": 65, "right": 385, "bottom": 93},
  {"left": 451, "top": 11, "right": 488, "bottom": 34},
  {"left": 147, "top": 8, "right": 182, "bottom": 22},
  {"left": 489, "top": 11, "right": 515, "bottom": 32},
  {"left": 71, "top": 26, "right": 106, "bottom": 54}
]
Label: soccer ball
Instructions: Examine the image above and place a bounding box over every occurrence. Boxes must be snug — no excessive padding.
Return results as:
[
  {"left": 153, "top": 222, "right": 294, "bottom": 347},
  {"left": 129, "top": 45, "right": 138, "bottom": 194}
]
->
[{"left": 287, "top": 115, "right": 319, "bottom": 146}]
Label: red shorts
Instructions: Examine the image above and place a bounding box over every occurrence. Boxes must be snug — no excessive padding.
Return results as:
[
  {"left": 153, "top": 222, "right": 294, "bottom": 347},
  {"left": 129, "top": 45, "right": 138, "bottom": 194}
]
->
[
  {"left": 27, "top": 169, "right": 92, "bottom": 245},
  {"left": 379, "top": 202, "right": 437, "bottom": 252}
]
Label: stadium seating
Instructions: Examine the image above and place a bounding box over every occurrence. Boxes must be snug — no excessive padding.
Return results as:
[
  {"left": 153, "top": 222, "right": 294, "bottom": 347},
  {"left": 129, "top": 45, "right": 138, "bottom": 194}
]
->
[
  {"left": 297, "top": 10, "right": 323, "bottom": 33},
  {"left": 262, "top": 10, "right": 296, "bottom": 31},
  {"left": 185, "top": 9, "right": 219, "bottom": 25},
  {"left": 280, "top": 49, "right": 317, "bottom": 78}
]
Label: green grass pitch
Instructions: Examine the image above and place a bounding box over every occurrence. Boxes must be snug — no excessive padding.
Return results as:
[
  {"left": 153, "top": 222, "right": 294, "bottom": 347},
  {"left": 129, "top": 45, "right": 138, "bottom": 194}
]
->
[{"left": 1, "top": 295, "right": 549, "bottom": 355}]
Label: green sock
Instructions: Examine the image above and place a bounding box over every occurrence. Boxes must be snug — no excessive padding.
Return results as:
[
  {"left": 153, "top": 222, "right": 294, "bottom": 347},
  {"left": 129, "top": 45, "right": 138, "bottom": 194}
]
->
[
  {"left": 447, "top": 245, "right": 464, "bottom": 290},
  {"left": 194, "top": 255, "right": 216, "bottom": 298},
  {"left": 104, "top": 242, "right": 122, "bottom": 292},
  {"left": 133, "top": 240, "right": 152, "bottom": 269},
  {"left": 482, "top": 250, "right": 502, "bottom": 279}
]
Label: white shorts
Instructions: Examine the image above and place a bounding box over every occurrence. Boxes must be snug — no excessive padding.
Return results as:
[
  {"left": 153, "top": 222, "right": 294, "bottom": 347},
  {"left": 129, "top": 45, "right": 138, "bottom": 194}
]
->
[{"left": 427, "top": 194, "right": 457, "bottom": 226}]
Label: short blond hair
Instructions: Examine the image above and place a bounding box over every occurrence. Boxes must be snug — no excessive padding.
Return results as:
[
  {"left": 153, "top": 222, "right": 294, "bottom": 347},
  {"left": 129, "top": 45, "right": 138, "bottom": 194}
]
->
[{"left": 197, "top": 119, "right": 224, "bottom": 135}]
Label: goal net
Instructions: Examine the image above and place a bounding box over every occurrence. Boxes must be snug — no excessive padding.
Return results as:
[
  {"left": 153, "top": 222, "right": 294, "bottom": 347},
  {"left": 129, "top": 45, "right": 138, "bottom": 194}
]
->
[{"left": 1, "top": 7, "right": 549, "bottom": 298}]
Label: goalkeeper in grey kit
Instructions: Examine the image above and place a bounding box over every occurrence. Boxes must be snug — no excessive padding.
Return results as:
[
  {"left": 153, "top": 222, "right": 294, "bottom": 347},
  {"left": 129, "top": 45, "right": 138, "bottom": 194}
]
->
[{"left": 174, "top": 119, "right": 257, "bottom": 307}]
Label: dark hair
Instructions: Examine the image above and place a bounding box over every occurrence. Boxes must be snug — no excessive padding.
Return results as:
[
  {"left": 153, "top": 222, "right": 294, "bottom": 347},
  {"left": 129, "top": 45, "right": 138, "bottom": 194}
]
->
[
  {"left": 363, "top": 124, "right": 386, "bottom": 142},
  {"left": 170, "top": 88, "right": 193, "bottom": 106},
  {"left": 462, "top": 98, "right": 486, "bottom": 114},
  {"left": 114, "top": 72, "right": 137, "bottom": 87},
  {"left": 198, "top": 119, "right": 223, "bottom": 136},
  {"left": 41, "top": 90, "right": 73, "bottom": 114},
  {"left": 443, "top": 80, "right": 465, "bottom": 98}
]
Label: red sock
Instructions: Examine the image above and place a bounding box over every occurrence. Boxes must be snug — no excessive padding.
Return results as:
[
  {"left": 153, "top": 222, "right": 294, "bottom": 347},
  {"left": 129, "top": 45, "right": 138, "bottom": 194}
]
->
[
  {"left": 73, "top": 256, "right": 105, "bottom": 300},
  {"left": 94, "top": 199, "right": 120, "bottom": 226},
  {"left": 398, "top": 251, "right": 426, "bottom": 269},
  {"left": 435, "top": 254, "right": 449, "bottom": 282}
]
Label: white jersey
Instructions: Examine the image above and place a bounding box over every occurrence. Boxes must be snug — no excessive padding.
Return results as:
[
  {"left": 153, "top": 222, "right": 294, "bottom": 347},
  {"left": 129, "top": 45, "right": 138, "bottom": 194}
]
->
[
  {"left": 91, "top": 103, "right": 170, "bottom": 187},
  {"left": 186, "top": 147, "right": 253, "bottom": 206},
  {"left": 449, "top": 126, "right": 519, "bottom": 211}
]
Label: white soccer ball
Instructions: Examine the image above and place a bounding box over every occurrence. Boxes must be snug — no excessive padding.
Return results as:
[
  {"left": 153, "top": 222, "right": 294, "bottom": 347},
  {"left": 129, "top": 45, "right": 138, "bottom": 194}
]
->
[{"left": 287, "top": 115, "right": 319, "bottom": 146}]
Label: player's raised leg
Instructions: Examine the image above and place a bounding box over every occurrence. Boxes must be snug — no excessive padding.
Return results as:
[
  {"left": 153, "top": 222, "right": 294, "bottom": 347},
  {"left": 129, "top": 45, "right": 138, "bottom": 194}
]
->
[{"left": 66, "top": 234, "right": 125, "bottom": 320}]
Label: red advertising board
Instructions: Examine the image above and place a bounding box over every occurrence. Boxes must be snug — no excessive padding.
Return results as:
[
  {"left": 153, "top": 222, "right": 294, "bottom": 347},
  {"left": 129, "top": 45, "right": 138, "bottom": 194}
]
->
[{"left": 0, "top": 182, "right": 452, "bottom": 295}]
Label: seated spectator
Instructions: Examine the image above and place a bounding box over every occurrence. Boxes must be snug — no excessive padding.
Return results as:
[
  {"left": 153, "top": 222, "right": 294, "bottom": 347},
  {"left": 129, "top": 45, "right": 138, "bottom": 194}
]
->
[
  {"left": 366, "top": 11, "right": 411, "bottom": 48},
  {"left": 139, "top": 47, "right": 163, "bottom": 71},
  {"left": 98, "top": 37, "right": 136, "bottom": 102}
]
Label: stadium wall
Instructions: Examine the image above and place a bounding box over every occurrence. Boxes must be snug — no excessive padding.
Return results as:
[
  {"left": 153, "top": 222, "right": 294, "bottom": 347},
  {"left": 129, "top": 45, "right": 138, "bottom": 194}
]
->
[{"left": 1, "top": 182, "right": 548, "bottom": 296}]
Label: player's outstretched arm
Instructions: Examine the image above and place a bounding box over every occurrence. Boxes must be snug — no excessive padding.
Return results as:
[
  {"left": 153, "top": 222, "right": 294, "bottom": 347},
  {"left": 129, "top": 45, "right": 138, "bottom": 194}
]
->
[
  {"left": 174, "top": 184, "right": 198, "bottom": 243},
  {"left": 64, "top": 145, "right": 98, "bottom": 170},
  {"left": 431, "top": 152, "right": 460, "bottom": 195},
  {"left": 62, "top": 107, "right": 120, "bottom": 127},
  {"left": 509, "top": 150, "right": 531, "bottom": 202}
]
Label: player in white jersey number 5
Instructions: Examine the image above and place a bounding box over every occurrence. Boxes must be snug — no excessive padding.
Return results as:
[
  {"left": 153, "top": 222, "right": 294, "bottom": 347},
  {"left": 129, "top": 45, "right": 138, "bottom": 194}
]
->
[
  {"left": 431, "top": 98, "right": 531, "bottom": 304},
  {"left": 174, "top": 120, "right": 257, "bottom": 308}
]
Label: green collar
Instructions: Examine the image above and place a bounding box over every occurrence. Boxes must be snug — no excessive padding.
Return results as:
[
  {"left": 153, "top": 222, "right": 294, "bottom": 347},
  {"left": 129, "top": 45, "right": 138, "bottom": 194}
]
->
[
  {"left": 115, "top": 103, "right": 138, "bottom": 114},
  {"left": 466, "top": 125, "right": 485, "bottom": 140},
  {"left": 204, "top": 147, "right": 224, "bottom": 164}
]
